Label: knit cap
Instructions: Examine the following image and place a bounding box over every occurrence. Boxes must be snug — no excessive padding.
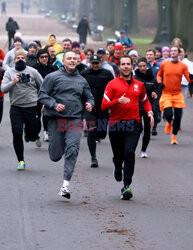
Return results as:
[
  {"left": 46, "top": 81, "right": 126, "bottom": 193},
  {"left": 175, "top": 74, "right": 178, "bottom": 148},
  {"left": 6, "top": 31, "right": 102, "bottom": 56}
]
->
[
  {"left": 129, "top": 50, "right": 138, "bottom": 57},
  {"left": 137, "top": 57, "right": 147, "bottom": 64},
  {"left": 28, "top": 42, "right": 37, "bottom": 50},
  {"left": 114, "top": 42, "right": 123, "bottom": 50}
]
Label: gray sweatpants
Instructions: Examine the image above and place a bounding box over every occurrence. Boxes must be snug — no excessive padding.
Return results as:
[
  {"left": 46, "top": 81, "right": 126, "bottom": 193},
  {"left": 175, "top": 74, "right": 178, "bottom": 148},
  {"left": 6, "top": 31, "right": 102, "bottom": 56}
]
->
[{"left": 47, "top": 118, "right": 82, "bottom": 181}]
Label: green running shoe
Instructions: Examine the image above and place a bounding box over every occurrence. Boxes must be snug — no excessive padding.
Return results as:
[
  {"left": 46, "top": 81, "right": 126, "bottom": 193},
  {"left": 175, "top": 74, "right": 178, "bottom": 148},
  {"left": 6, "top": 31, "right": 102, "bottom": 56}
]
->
[
  {"left": 17, "top": 161, "right": 26, "bottom": 171},
  {"left": 121, "top": 186, "right": 133, "bottom": 200}
]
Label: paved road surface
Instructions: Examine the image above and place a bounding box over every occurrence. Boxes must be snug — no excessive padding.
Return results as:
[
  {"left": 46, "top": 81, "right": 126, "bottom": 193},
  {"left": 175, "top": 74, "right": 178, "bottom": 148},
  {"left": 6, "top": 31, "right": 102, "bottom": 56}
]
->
[{"left": 1, "top": 96, "right": 193, "bottom": 250}]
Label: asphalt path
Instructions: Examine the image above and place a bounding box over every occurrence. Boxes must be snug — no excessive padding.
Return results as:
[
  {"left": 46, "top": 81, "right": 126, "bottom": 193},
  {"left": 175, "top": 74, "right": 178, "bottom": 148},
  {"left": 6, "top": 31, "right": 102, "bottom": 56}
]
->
[{"left": 0, "top": 94, "right": 193, "bottom": 250}]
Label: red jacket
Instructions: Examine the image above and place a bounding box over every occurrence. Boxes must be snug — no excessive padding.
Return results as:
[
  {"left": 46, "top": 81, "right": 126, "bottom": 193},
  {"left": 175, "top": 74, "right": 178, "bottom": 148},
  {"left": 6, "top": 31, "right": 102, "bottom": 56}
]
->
[{"left": 101, "top": 76, "right": 152, "bottom": 123}]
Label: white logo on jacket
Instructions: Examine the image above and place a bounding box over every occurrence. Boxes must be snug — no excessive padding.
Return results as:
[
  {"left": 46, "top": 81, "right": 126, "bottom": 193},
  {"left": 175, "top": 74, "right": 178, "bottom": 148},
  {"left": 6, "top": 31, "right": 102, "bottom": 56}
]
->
[{"left": 134, "top": 84, "right": 139, "bottom": 92}]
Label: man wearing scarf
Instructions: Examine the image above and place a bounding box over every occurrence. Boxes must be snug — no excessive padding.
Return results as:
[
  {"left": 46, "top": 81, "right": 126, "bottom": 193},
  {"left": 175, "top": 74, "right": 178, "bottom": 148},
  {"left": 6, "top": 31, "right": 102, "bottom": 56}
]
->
[{"left": 1, "top": 50, "right": 43, "bottom": 170}]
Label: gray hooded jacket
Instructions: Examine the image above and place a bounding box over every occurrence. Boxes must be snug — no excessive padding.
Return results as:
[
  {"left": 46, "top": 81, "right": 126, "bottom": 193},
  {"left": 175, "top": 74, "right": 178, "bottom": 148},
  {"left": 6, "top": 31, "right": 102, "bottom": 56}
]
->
[{"left": 38, "top": 66, "right": 94, "bottom": 119}]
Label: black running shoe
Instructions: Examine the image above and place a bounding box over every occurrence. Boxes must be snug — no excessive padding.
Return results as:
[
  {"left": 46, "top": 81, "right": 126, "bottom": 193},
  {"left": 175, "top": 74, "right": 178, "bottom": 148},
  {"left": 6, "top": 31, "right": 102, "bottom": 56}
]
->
[
  {"left": 91, "top": 157, "right": 98, "bottom": 168},
  {"left": 114, "top": 168, "right": 122, "bottom": 182},
  {"left": 152, "top": 128, "right": 157, "bottom": 136},
  {"left": 121, "top": 186, "right": 133, "bottom": 200}
]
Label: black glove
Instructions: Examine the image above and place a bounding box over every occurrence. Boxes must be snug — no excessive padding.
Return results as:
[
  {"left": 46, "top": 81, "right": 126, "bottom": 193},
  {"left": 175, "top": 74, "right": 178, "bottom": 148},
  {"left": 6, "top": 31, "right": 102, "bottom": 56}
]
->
[
  {"left": 189, "top": 73, "right": 193, "bottom": 80},
  {"left": 159, "top": 83, "right": 165, "bottom": 89}
]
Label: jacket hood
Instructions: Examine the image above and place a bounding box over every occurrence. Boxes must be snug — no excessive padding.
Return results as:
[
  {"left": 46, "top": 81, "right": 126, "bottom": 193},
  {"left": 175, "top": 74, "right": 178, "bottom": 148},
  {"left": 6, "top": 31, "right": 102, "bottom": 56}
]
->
[{"left": 47, "top": 33, "right": 57, "bottom": 45}]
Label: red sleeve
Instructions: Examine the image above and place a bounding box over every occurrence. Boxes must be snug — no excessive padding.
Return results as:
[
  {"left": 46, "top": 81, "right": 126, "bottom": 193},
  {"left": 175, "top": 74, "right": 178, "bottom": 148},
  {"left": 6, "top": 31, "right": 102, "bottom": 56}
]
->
[
  {"left": 101, "top": 84, "right": 119, "bottom": 111},
  {"left": 139, "top": 84, "right": 152, "bottom": 113},
  {"left": 0, "top": 49, "right": 5, "bottom": 61}
]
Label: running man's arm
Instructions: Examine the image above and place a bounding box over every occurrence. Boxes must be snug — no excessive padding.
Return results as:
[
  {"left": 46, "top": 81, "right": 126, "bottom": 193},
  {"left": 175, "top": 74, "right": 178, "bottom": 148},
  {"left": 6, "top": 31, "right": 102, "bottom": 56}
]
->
[
  {"left": 82, "top": 80, "right": 95, "bottom": 108},
  {"left": 101, "top": 84, "right": 119, "bottom": 111},
  {"left": 38, "top": 74, "right": 58, "bottom": 110},
  {"left": 1, "top": 70, "right": 15, "bottom": 93},
  {"left": 157, "top": 63, "right": 164, "bottom": 84},
  {"left": 140, "top": 84, "right": 152, "bottom": 114},
  {"left": 183, "top": 64, "right": 193, "bottom": 83}
]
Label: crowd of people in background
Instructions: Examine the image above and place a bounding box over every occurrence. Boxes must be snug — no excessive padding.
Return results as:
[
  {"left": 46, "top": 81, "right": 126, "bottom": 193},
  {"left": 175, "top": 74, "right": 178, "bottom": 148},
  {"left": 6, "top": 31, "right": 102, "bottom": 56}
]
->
[{"left": 0, "top": 15, "right": 193, "bottom": 200}]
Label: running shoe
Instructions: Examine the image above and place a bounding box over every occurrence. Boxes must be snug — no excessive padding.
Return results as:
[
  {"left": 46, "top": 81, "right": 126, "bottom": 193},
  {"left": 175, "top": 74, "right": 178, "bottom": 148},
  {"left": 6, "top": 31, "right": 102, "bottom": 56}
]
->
[
  {"left": 152, "top": 128, "right": 157, "bottom": 136},
  {"left": 170, "top": 134, "right": 178, "bottom": 144},
  {"left": 58, "top": 186, "right": 71, "bottom": 199},
  {"left": 165, "top": 122, "right": 172, "bottom": 134},
  {"left": 36, "top": 138, "right": 42, "bottom": 147},
  {"left": 140, "top": 151, "right": 148, "bottom": 158},
  {"left": 17, "top": 161, "right": 26, "bottom": 171},
  {"left": 43, "top": 131, "right": 49, "bottom": 142},
  {"left": 114, "top": 168, "right": 122, "bottom": 182},
  {"left": 91, "top": 157, "right": 98, "bottom": 168},
  {"left": 121, "top": 186, "right": 133, "bottom": 200}
]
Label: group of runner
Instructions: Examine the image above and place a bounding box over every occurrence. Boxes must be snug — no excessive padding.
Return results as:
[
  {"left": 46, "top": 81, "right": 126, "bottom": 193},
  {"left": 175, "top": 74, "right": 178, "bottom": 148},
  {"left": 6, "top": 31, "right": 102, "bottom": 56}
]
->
[{"left": 0, "top": 32, "right": 192, "bottom": 200}]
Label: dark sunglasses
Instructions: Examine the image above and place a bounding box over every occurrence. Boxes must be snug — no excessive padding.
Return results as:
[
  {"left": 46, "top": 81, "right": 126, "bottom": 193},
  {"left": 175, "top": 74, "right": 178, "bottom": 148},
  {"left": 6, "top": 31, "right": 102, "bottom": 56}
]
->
[{"left": 40, "top": 55, "right": 48, "bottom": 59}]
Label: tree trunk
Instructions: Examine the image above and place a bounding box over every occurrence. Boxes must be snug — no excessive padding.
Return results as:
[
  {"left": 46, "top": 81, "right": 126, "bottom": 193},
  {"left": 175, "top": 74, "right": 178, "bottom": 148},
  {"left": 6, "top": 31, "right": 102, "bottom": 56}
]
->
[
  {"left": 152, "top": 0, "right": 162, "bottom": 43},
  {"left": 168, "top": 0, "right": 180, "bottom": 42},
  {"left": 175, "top": 0, "right": 193, "bottom": 50}
]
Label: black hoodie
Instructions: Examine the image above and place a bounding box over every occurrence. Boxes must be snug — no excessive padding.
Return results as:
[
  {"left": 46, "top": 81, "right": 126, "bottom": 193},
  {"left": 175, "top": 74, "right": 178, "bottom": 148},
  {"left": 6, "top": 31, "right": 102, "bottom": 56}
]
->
[{"left": 134, "top": 68, "right": 159, "bottom": 110}]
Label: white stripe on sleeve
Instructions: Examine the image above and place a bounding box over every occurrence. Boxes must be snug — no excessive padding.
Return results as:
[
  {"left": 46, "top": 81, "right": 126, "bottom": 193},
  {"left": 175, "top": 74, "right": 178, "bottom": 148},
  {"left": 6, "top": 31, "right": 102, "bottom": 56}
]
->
[
  {"left": 140, "top": 94, "right": 147, "bottom": 102},
  {"left": 104, "top": 93, "right": 110, "bottom": 102}
]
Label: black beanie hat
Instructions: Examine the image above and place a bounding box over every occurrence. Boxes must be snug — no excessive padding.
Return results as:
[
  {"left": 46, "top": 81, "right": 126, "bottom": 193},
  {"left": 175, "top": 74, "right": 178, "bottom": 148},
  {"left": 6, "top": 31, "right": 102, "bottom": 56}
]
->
[
  {"left": 37, "top": 49, "right": 49, "bottom": 59},
  {"left": 154, "top": 46, "right": 162, "bottom": 53},
  {"left": 137, "top": 57, "right": 147, "bottom": 64}
]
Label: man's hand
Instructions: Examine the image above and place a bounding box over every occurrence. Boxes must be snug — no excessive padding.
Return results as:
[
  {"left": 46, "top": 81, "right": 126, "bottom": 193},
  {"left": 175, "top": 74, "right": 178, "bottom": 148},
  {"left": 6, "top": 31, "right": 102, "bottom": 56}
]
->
[
  {"left": 85, "top": 102, "right": 92, "bottom": 112},
  {"left": 148, "top": 111, "right": 154, "bottom": 127},
  {"left": 151, "top": 92, "right": 158, "bottom": 99},
  {"left": 118, "top": 93, "right": 130, "bottom": 104},
  {"left": 56, "top": 104, "right": 65, "bottom": 112},
  {"left": 13, "top": 73, "right": 20, "bottom": 84}
]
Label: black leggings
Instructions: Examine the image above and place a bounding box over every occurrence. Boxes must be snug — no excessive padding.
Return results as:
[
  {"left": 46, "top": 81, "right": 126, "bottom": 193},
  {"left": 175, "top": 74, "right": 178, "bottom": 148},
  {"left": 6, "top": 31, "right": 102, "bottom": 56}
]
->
[
  {"left": 10, "top": 105, "right": 41, "bottom": 162},
  {"left": 140, "top": 110, "right": 151, "bottom": 152},
  {"left": 164, "top": 107, "right": 182, "bottom": 135},
  {"left": 85, "top": 111, "right": 108, "bottom": 158},
  {"left": 0, "top": 98, "right": 3, "bottom": 124}
]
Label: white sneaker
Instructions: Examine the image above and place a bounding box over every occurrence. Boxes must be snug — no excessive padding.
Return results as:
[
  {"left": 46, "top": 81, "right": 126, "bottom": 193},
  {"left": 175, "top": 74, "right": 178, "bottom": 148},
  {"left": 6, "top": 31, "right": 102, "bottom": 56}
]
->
[
  {"left": 140, "top": 151, "right": 148, "bottom": 158},
  {"left": 36, "top": 138, "right": 42, "bottom": 147},
  {"left": 58, "top": 186, "right": 71, "bottom": 199},
  {"left": 43, "top": 131, "right": 49, "bottom": 142}
]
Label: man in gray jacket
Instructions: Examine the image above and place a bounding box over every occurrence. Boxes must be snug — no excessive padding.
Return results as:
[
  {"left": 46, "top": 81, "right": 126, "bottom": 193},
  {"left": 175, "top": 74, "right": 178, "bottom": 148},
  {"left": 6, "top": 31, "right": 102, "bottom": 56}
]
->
[
  {"left": 38, "top": 51, "right": 94, "bottom": 199},
  {"left": 1, "top": 49, "right": 43, "bottom": 170},
  {"left": 3, "top": 37, "right": 27, "bottom": 71}
]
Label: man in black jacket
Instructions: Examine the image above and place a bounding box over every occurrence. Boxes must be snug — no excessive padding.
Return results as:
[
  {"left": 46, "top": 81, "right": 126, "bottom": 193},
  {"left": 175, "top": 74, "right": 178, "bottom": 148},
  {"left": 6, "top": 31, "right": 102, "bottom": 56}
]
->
[
  {"left": 81, "top": 54, "right": 114, "bottom": 168},
  {"left": 26, "top": 42, "right": 38, "bottom": 68},
  {"left": 77, "top": 16, "right": 91, "bottom": 46},
  {"left": 35, "top": 49, "right": 56, "bottom": 142},
  {"left": 134, "top": 57, "right": 158, "bottom": 158},
  {"left": 38, "top": 51, "right": 94, "bottom": 199},
  {"left": 6, "top": 17, "right": 19, "bottom": 49}
]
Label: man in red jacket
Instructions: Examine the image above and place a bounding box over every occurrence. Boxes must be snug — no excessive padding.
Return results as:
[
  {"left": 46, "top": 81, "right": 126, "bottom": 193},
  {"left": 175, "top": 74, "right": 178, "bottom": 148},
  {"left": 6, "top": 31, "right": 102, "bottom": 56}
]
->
[{"left": 101, "top": 55, "right": 154, "bottom": 200}]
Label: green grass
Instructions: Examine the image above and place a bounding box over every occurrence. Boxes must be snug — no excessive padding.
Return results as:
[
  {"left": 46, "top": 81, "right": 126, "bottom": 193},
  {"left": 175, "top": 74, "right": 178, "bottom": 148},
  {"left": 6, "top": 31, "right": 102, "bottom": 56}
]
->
[
  {"left": 104, "top": 36, "right": 153, "bottom": 44},
  {"left": 132, "top": 38, "right": 153, "bottom": 44}
]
